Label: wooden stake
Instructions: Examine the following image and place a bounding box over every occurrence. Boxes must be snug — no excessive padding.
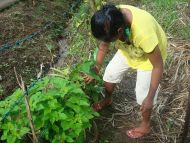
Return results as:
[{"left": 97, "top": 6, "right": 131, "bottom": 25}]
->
[{"left": 14, "top": 67, "right": 38, "bottom": 143}]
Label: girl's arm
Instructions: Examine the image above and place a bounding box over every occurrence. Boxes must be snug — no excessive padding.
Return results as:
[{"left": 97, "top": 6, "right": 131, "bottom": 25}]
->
[
  {"left": 84, "top": 41, "right": 109, "bottom": 83},
  {"left": 140, "top": 46, "right": 163, "bottom": 112},
  {"left": 95, "top": 41, "right": 110, "bottom": 72}
]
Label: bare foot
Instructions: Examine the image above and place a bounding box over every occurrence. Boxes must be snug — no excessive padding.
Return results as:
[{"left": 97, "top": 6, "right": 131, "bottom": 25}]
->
[
  {"left": 92, "top": 98, "right": 112, "bottom": 112},
  {"left": 126, "top": 122, "right": 151, "bottom": 138}
]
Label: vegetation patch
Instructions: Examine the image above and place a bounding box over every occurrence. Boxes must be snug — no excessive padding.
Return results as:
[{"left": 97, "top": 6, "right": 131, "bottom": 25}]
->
[{"left": 0, "top": 61, "right": 102, "bottom": 143}]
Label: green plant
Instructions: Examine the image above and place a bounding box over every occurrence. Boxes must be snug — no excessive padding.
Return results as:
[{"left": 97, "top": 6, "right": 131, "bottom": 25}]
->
[
  {"left": 65, "top": 2, "right": 98, "bottom": 64},
  {"left": 181, "top": 25, "right": 190, "bottom": 39},
  {"left": 79, "top": 60, "right": 103, "bottom": 102},
  {"left": 0, "top": 61, "right": 101, "bottom": 143},
  {"left": 141, "top": 0, "right": 189, "bottom": 38}
]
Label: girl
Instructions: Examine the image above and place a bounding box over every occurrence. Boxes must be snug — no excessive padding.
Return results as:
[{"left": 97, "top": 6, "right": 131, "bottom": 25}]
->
[{"left": 86, "top": 4, "right": 167, "bottom": 138}]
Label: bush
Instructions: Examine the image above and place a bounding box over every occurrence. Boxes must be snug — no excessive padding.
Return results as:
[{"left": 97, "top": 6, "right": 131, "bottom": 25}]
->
[{"left": 0, "top": 61, "right": 101, "bottom": 143}]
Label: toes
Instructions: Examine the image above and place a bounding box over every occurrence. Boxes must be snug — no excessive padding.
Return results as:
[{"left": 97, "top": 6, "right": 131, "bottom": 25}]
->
[
  {"left": 126, "top": 130, "right": 135, "bottom": 138},
  {"left": 126, "top": 129, "right": 145, "bottom": 139},
  {"left": 92, "top": 103, "right": 101, "bottom": 111}
]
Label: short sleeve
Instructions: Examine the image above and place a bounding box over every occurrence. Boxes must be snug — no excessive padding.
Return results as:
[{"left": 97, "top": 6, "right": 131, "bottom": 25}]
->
[{"left": 139, "top": 32, "right": 158, "bottom": 53}]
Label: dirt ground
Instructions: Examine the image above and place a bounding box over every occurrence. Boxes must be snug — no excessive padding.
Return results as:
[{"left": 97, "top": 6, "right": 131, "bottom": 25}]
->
[
  {"left": 87, "top": 71, "right": 187, "bottom": 143},
  {"left": 0, "top": 0, "right": 79, "bottom": 99}
]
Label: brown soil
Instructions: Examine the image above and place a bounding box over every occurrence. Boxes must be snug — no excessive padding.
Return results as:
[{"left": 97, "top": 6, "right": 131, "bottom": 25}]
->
[
  {"left": 0, "top": 0, "right": 78, "bottom": 99},
  {"left": 87, "top": 54, "right": 190, "bottom": 143}
]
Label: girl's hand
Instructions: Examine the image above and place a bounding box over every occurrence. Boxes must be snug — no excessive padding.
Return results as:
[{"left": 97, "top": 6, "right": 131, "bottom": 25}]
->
[
  {"left": 84, "top": 74, "right": 94, "bottom": 84},
  {"left": 83, "top": 64, "right": 101, "bottom": 84}
]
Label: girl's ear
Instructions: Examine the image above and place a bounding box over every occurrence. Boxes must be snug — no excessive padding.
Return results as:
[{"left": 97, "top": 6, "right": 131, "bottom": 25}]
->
[
  {"left": 117, "top": 27, "right": 124, "bottom": 40},
  {"left": 117, "top": 27, "right": 123, "bottom": 35}
]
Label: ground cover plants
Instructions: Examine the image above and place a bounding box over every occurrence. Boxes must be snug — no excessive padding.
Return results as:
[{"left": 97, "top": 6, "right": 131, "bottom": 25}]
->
[{"left": 0, "top": 60, "right": 101, "bottom": 143}]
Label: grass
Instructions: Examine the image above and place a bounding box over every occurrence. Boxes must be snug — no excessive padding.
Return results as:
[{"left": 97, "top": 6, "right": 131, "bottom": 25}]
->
[
  {"left": 64, "top": 2, "right": 98, "bottom": 65},
  {"left": 141, "top": 0, "right": 190, "bottom": 39},
  {"left": 181, "top": 25, "right": 190, "bottom": 39}
]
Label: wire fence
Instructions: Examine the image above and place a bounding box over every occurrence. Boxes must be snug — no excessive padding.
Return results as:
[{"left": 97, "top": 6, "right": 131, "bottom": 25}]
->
[
  {"left": 0, "top": 21, "right": 53, "bottom": 53},
  {"left": 0, "top": 0, "right": 82, "bottom": 53},
  {"left": 0, "top": 77, "right": 42, "bottom": 123},
  {"left": 0, "top": 21, "right": 53, "bottom": 122},
  {"left": 0, "top": 20, "right": 54, "bottom": 141}
]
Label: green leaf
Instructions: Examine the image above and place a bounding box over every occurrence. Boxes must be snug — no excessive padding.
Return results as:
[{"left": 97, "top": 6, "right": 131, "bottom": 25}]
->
[
  {"left": 1, "top": 130, "right": 8, "bottom": 140},
  {"left": 47, "top": 99, "right": 59, "bottom": 109},
  {"left": 93, "top": 111, "right": 99, "bottom": 117},
  {"left": 36, "top": 103, "right": 45, "bottom": 111},
  {"left": 82, "top": 121, "right": 91, "bottom": 129},
  {"left": 34, "top": 118, "right": 44, "bottom": 129},
  {"left": 52, "top": 124, "right": 59, "bottom": 133},
  {"left": 65, "top": 102, "right": 81, "bottom": 113},
  {"left": 50, "top": 77, "right": 68, "bottom": 88},
  {"left": 61, "top": 121, "right": 72, "bottom": 131},
  {"left": 68, "top": 96, "right": 80, "bottom": 104},
  {"left": 65, "top": 136, "right": 74, "bottom": 143},
  {"left": 76, "top": 130, "right": 85, "bottom": 143},
  {"left": 29, "top": 78, "right": 49, "bottom": 95},
  {"left": 7, "top": 135, "right": 16, "bottom": 143},
  {"left": 79, "top": 61, "right": 94, "bottom": 74},
  {"left": 7, "top": 122, "right": 14, "bottom": 131},
  {"left": 72, "top": 123, "right": 82, "bottom": 136},
  {"left": 58, "top": 112, "right": 67, "bottom": 120},
  {"left": 44, "top": 107, "right": 52, "bottom": 115},
  {"left": 79, "top": 60, "right": 101, "bottom": 81},
  {"left": 49, "top": 114, "right": 57, "bottom": 124},
  {"left": 79, "top": 99, "right": 89, "bottom": 106},
  {"left": 52, "top": 138, "right": 60, "bottom": 143},
  {"left": 18, "top": 127, "right": 30, "bottom": 138}
]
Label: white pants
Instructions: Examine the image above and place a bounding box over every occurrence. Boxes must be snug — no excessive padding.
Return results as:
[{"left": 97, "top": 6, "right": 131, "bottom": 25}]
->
[{"left": 103, "top": 51, "right": 159, "bottom": 105}]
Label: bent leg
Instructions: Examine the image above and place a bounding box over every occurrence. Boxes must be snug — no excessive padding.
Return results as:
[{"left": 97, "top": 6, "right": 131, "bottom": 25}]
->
[
  {"left": 127, "top": 70, "right": 160, "bottom": 138},
  {"left": 92, "top": 51, "right": 129, "bottom": 111}
]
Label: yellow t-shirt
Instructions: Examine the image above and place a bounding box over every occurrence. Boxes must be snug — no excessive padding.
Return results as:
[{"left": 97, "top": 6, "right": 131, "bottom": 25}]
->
[{"left": 116, "top": 5, "right": 167, "bottom": 70}]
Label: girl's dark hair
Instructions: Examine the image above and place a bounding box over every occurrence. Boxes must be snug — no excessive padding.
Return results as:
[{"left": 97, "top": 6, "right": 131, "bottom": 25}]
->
[{"left": 91, "top": 4, "right": 125, "bottom": 42}]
